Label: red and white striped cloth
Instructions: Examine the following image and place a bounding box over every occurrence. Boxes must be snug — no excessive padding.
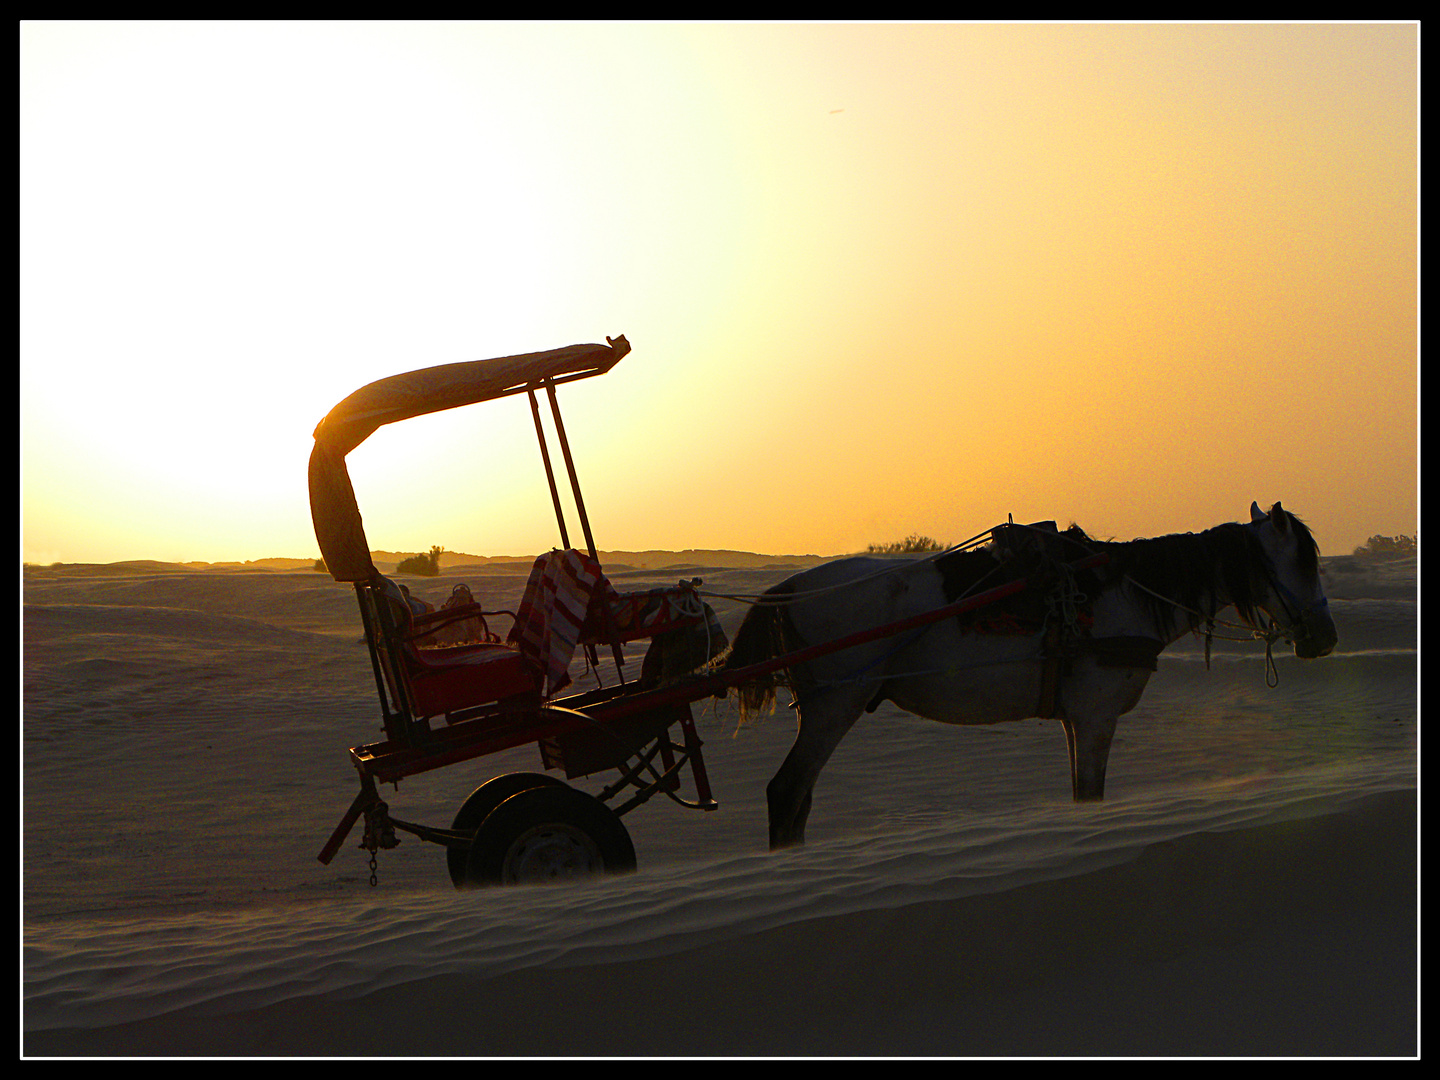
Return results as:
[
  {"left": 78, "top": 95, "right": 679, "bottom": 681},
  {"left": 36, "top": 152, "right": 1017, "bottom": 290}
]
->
[{"left": 508, "top": 549, "right": 605, "bottom": 696}]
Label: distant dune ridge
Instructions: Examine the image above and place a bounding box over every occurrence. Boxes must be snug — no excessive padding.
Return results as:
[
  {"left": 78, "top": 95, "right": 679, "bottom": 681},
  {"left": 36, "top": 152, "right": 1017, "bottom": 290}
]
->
[
  {"left": 25, "top": 548, "right": 828, "bottom": 576},
  {"left": 27, "top": 535, "right": 1415, "bottom": 577}
]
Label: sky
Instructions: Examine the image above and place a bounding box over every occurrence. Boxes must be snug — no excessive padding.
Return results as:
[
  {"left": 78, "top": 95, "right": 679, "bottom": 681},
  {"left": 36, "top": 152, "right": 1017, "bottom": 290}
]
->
[{"left": 21, "top": 21, "right": 1417, "bottom": 566}]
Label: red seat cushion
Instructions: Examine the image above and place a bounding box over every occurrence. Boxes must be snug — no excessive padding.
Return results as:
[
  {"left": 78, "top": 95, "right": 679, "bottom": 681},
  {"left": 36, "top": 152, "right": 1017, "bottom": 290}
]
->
[
  {"left": 403, "top": 641, "right": 538, "bottom": 718},
  {"left": 370, "top": 573, "right": 538, "bottom": 716}
]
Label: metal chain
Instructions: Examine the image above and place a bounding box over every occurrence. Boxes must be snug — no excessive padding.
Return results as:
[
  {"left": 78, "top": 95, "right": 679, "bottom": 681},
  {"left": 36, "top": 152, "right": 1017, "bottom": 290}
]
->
[{"left": 360, "top": 799, "right": 397, "bottom": 888}]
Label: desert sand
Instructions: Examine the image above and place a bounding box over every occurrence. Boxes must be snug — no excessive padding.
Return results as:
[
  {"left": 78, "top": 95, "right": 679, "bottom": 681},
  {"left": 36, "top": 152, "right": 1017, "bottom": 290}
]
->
[{"left": 22, "top": 553, "right": 1417, "bottom": 1057}]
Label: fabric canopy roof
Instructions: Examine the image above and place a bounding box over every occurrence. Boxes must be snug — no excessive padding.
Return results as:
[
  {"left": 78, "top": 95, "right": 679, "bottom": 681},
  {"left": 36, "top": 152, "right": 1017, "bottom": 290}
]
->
[
  {"left": 313, "top": 335, "right": 629, "bottom": 457},
  {"left": 309, "top": 335, "right": 629, "bottom": 581}
]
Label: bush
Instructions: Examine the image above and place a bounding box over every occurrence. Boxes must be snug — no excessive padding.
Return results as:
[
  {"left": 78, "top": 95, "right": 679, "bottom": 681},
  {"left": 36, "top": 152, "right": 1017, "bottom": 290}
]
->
[
  {"left": 867, "top": 534, "right": 946, "bottom": 554},
  {"left": 313, "top": 558, "right": 328, "bottom": 573},
  {"left": 397, "top": 545, "right": 445, "bottom": 576},
  {"left": 1352, "top": 534, "right": 1416, "bottom": 559}
]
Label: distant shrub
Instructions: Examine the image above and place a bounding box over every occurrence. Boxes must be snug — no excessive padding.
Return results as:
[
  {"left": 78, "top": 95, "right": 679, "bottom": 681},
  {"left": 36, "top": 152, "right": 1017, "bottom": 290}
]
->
[
  {"left": 397, "top": 545, "right": 445, "bottom": 576},
  {"left": 313, "top": 558, "right": 328, "bottom": 573},
  {"left": 867, "top": 534, "right": 946, "bottom": 554},
  {"left": 1352, "top": 534, "right": 1416, "bottom": 559}
]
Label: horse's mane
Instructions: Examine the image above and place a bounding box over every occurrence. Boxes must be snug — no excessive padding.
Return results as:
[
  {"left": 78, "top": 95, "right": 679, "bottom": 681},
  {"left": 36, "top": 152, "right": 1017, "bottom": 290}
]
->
[
  {"left": 1082, "top": 510, "right": 1320, "bottom": 639},
  {"left": 1283, "top": 510, "right": 1322, "bottom": 577}
]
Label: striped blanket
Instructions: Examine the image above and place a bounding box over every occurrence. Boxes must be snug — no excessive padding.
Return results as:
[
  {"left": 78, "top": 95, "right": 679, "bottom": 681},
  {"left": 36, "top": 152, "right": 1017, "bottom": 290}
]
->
[
  {"left": 508, "top": 549, "right": 605, "bottom": 696},
  {"left": 508, "top": 550, "right": 721, "bottom": 697}
]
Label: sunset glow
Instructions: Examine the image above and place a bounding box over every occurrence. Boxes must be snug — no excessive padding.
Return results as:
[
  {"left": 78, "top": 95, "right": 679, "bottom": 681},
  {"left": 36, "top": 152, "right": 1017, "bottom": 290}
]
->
[{"left": 21, "top": 22, "right": 1417, "bottom": 565}]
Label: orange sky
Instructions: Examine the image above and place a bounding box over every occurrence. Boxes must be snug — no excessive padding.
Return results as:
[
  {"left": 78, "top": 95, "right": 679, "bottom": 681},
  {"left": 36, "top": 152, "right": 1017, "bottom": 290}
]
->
[{"left": 21, "top": 22, "right": 1417, "bottom": 565}]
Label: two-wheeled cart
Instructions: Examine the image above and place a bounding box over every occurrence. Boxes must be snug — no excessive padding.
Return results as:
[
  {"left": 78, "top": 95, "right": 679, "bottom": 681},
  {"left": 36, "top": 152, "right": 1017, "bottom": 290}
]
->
[{"left": 312, "top": 336, "right": 1106, "bottom": 886}]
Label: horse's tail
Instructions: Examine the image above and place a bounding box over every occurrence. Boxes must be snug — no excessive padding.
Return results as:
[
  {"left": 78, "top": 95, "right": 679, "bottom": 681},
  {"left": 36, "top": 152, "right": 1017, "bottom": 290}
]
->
[{"left": 713, "top": 580, "right": 803, "bottom": 721}]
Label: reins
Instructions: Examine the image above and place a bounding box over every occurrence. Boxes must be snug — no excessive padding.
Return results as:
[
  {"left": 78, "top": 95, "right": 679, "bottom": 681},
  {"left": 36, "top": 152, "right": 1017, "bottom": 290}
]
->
[{"left": 1119, "top": 574, "right": 1286, "bottom": 687}]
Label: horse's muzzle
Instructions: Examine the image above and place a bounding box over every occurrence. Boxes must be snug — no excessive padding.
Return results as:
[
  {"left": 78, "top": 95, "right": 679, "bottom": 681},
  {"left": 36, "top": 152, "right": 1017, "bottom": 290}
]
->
[{"left": 1293, "top": 607, "right": 1338, "bottom": 658}]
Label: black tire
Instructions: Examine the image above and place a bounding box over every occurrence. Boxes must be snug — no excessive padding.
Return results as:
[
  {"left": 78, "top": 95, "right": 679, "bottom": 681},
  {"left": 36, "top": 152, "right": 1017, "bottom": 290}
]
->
[
  {"left": 447, "top": 773, "right": 567, "bottom": 888},
  {"left": 465, "top": 785, "right": 637, "bottom": 886}
]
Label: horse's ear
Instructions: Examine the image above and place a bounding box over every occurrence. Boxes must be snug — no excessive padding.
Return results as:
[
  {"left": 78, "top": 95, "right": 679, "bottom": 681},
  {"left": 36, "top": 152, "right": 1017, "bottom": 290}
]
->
[
  {"left": 1270, "top": 501, "right": 1288, "bottom": 533},
  {"left": 1251, "top": 501, "right": 1266, "bottom": 524}
]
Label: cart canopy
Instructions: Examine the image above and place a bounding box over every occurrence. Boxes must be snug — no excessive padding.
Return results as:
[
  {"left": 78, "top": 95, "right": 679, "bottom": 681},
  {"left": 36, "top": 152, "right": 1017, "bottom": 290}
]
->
[{"left": 310, "top": 336, "right": 629, "bottom": 582}]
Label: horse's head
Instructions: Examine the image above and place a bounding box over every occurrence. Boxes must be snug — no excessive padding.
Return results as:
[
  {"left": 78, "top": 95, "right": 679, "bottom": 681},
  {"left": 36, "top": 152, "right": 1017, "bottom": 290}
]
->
[{"left": 1248, "top": 501, "right": 1338, "bottom": 658}]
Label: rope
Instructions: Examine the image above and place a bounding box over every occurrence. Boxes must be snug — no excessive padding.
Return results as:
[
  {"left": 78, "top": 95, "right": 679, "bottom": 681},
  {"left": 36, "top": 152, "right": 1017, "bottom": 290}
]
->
[
  {"left": 703, "top": 520, "right": 1075, "bottom": 694},
  {"left": 1120, "top": 574, "right": 1252, "bottom": 636},
  {"left": 696, "top": 525, "right": 1003, "bottom": 606},
  {"left": 1121, "top": 574, "right": 1287, "bottom": 684}
]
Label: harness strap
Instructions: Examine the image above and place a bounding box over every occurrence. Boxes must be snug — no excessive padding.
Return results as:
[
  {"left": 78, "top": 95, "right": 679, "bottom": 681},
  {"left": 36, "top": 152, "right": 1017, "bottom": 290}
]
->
[
  {"left": 1038, "top": 633, "right": 1164, "bottom": 719},
  {"left": 1037, "top": 621, "right": 1065, "bottom": 719},
  {"left": 1035, "top": 557, "right": 1088, "bottom": 719}
]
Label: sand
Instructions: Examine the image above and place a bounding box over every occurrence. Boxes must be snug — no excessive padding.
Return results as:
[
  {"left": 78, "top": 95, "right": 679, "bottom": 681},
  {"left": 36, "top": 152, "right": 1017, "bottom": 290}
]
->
[{"left": 22, "top": 556, "right": 1417, "bottom": 1057}]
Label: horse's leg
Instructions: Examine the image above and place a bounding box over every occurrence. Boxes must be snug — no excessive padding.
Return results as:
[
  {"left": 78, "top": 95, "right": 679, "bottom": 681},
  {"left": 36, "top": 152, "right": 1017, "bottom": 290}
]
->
[
  {"left": 1060, "top": 713, "right": 1118, "bottom": 802},
  {"left": 767, "top": 689, "right": 868, "bottom": 850}
]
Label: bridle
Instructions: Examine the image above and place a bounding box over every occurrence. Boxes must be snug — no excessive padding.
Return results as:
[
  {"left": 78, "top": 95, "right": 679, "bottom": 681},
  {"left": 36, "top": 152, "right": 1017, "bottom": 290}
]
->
[
  {"left": 1246, "top": 518, "right": 1329, "bottom": 642},
  {"left": 1240, "top": 518, "right": 1337, "bottom": 684},
  {"left": 1120, "top": 521, "right": 1329, "bottom": 687}
]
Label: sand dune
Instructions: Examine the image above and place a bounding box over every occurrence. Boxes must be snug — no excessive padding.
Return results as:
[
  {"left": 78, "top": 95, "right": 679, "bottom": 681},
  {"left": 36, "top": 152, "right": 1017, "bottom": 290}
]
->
[
  {"left": 23, "top": 555, "right": 1416, "bottom": 1056},
  {"left": 23, "top": 789, "right": 1416, "bottom": 1056}
]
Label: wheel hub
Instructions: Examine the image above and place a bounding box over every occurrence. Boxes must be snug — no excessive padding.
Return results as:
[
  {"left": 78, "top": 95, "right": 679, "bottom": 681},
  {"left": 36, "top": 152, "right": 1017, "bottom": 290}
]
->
[{"left": 502, "top": 823, "right": 606, "bottom": 883}]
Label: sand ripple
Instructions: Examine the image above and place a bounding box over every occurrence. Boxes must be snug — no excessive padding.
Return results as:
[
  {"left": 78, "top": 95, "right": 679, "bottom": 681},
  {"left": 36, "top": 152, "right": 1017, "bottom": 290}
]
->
[{"left": 24, "top": 758, "right": 1412, "bottom": 1032}]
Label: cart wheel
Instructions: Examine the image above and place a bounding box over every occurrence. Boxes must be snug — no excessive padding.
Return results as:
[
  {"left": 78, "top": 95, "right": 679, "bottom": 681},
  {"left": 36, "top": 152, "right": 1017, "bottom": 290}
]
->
[
  {"left": 465, "top": 785, "right": 637, "bottom": 887},
  {"left": 448, "top": 773, "right": 567, "bottom": 888}
]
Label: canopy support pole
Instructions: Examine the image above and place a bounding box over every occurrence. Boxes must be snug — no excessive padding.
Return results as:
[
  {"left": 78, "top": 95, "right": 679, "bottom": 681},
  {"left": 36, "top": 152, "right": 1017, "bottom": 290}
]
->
[
  {"left": 528, "top": 388, "right": 571, "bottom": 550},
  {"left": 545, "top": 380, "right": 626, "bottom": 681},
  {"left": 545, "top": 380, "right": 598, "bottom": 561}
]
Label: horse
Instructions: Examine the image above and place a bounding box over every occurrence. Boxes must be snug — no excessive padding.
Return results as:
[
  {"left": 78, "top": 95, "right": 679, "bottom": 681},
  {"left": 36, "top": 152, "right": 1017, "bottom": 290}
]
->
[{"left": 717, "top": 501, "right": 1338, "bottom": 850}]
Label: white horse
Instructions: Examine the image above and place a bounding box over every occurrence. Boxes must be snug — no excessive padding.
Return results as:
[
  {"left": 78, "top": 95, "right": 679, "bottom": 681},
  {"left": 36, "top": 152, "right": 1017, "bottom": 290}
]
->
[{"left": 719, "top": 501, "right": 1337, "bottom": 850}]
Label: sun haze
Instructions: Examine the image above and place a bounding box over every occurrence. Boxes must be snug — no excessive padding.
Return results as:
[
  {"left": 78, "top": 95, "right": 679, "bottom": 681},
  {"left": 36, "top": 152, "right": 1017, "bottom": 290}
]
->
[{"left": 21, "top": 22, "right": 1416, "bottom": 566}]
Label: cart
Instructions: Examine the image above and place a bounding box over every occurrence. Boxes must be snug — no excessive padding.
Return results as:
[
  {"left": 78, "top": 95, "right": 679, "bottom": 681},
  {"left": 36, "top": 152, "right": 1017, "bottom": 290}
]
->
[{"left": 312, "top": 336, "right": 1106, "bottom": 887}]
